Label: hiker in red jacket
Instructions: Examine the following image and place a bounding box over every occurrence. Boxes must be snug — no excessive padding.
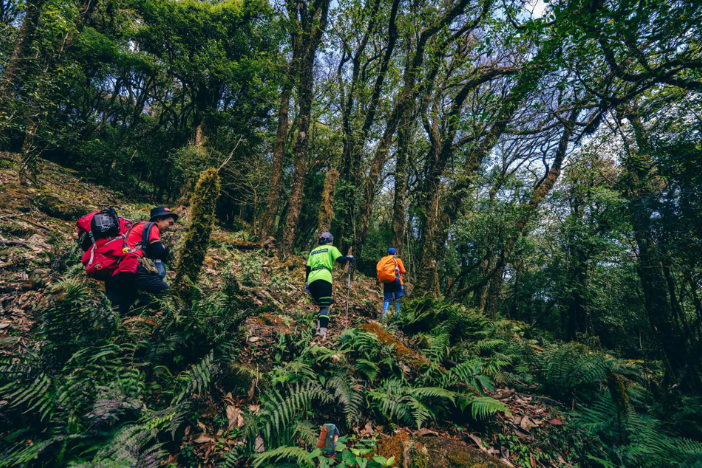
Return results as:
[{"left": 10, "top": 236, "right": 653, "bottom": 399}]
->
[{"left": 105, "top": 207, "right": 178, "bottom": 314}]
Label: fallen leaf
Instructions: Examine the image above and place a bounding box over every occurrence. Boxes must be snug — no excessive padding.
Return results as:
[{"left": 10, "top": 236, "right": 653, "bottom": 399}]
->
[
  {"left": 194, "top": 434, "right": 213, "bottom": 444},
  {"left": 237, "top": 413, "right": 245, "bottom": 428},
  {"left": 415, "top": 428, "right": 439, "bottom": 437},
  {"left": 466, "top": 433, "right": 484, "bottom": 450},
  {"left": 248, "top": 404, "right": 260, "bottom": 414},
  {"left": 520, "top": 416, "right": 536, "bottom": 432},
  {"left": 530, "top": 452, "right": 536, "bottom": 467},
  {"left": 548, "top": 418, "right": 564, "bottom": 426},
  {"left": 501, "top": 446, "right": 510, "bottom": 459},
  {"left": 255, "top": 435, "right": 265, "bottom": 453},
  {"left": 226, "top": 406, "right": 240, "bottom": 429},
  {"left": 197, "top": 421, "right": 207, "bottom": 433},
  {"left": 248, "top": 337, "right": 260, "bottom": 343},
  {"left": 513, "top": 415, "right": 522, "bottom": 425}
]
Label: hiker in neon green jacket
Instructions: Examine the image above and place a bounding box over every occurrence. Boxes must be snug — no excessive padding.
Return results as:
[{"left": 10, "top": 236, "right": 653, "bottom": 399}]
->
[{"left": 305, "top": 232, "right": 354, "bottom": 339}]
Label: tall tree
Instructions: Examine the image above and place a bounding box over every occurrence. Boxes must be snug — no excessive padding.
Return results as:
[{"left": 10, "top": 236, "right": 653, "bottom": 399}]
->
[{"left": 279, "top": 0, "right": 331, "bottom": 255}]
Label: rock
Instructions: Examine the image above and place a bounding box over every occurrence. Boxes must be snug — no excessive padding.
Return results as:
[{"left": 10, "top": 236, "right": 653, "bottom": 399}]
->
[
  {"left": 417, "top": 435, "right": 506, "bottom": 467},
  {"left": 34, "top": 191, "right": 87, "bottom": 220}
]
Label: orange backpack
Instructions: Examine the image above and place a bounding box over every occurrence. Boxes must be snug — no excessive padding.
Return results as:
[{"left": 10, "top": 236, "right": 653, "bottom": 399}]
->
[{"left": 377, "top": 255, "right": 397, "bottom": 283}]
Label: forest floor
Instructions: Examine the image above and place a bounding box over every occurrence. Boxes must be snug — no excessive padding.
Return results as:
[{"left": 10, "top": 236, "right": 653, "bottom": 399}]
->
[{"left": 1, "top": 155, "right": 576, "bottom": 468}]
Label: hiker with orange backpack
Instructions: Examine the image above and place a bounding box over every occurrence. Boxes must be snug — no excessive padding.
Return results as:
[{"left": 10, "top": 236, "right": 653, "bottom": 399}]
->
[
  {"left": 305, "top": 232, "right": 354, "bottom": 340},
  {"left": 376, "top": 248, "right": 406, "bottom": 319},
  {"left": 104, "top": 207, "right": 178, "bottom": 314}
]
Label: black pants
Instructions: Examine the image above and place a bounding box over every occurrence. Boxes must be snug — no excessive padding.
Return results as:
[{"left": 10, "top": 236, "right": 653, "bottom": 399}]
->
[
  {"left": 105, "top": 265, "right": 170, "bottom": 315},
  {"left": 309, "top": 279, "right": 332, "bottom": 327}
]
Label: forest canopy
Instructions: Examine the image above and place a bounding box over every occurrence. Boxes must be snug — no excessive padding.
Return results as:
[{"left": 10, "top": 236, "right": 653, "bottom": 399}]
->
[{"left": 1, "top": 0, "right": 702, "bottom": 465}]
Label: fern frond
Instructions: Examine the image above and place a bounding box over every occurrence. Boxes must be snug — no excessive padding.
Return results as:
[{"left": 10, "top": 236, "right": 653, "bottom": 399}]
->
[
  {"left": 462, "top": 396, "right": 511, "bottom": 420},
  {"left": 258, "top": 381, "right": 332, "bottom": 448},
  {"left": 326, "top": 373, "right": 363, "bottom": 425},
  {"left": 172, "top": 350, "right": 214, "bottom": 405},
  {"left": 252, "top": 445, "right": 317, "bottom": 468},
  {"left": 82, "top": 424, "right": 166, "bottom": 467}
]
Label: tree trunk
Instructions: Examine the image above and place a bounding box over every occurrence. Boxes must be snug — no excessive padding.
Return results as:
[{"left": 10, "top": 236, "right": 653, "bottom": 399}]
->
[
  {"left": 391, "top": 114, "right": 411, "bottom": 256},
  {"left": 260, "top": 62, "right": 295, "bottom": 240},
  {"left": 334, "top": 0, "right": 400, "bottom": 252},
  {"left": 451, "top": 105, "right": 581, "bottom": 299},
  {"left": 413, "top": 65, "right": 527, "bottom": 296},
  {"left": 484, "top": 264, "right": 504, "bottom": 318},
  {"left": 280, "top": 0, "right": 331, "bottom": 255},
  {"left": 194, "top": 121, "right": 205, "bottom": 149},
  {"left": 0, "top": 0, "right": 46, "bottom": 109},
  {"left": 624, "top": 112, "right": 691, "bottom": 387},
  {"left": 317, "top": 168, "right": 339, "bottom": 234},
  {"left": 14, "top": 0, "right": 98, "bottom": 184},
  {"left": 18, "top": 120, "right": 39, "bottom": 185},
  {"left": 352, "top": 0, "right": 478, "bottom": 263}
]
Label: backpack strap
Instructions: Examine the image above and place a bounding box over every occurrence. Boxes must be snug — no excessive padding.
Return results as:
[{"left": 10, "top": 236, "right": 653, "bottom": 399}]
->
[
  {"left": 121, "top": 222, "right": 140, "bottom": 253},
  {"left": 141, "top": 222, "right": 155, "bottom": 257}
]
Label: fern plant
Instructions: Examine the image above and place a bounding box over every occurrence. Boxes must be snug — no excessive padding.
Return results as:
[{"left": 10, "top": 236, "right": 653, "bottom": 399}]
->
[
  {"left": 252, "top": 445, "right": 318, "bottom": 468},
  {"left": 255, "top": 381, "right": 332, "bottom": 449},
  {"left": 532, "top": 342, "right": 609, "bottom": 402},
  {"left": 367, "top": 378, "right": 457, "bottom": 429},
  {"left": 326, "top": 372, "right": 364, "bottom": 425},
  {"left": 172, "top": 350, "right": 215, "bottom": 405}
]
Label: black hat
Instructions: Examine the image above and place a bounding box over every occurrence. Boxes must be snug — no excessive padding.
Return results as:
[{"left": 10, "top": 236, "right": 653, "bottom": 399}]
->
[
  {"left": 319, "top": 232, "right": 334, "bottom": 244},
  {"left": 150, "top": 206, "right": 179, "bottom": 222}
]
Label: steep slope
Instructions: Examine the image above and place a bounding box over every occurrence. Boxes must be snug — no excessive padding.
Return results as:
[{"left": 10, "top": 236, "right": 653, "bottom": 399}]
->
[{"left": 4, "top": 156, "right": 693, "bottom": 468}]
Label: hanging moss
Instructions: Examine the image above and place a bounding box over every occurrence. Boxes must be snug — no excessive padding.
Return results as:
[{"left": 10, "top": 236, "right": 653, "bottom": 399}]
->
[{"left": 174, "top": 167, "right": 220, "bottom": 296}]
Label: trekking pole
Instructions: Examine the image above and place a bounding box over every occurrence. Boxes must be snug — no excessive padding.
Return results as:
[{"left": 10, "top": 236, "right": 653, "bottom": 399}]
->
[
  {"left": 345, "top": 247, "right": 353, "bottom": 329},
  {"left": 346, "top": 263, "right": 352, "bottom": 329}
]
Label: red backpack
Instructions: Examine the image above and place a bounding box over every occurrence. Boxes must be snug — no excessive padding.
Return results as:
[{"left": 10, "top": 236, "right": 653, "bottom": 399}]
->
[{"left": 76, "top": 208, "right": 139, "bottom": 280}]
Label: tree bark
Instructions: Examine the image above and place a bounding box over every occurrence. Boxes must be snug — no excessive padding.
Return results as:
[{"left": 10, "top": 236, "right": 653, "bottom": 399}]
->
[{"left": 484, "top": 264, "right": 504, "bottom": 318}]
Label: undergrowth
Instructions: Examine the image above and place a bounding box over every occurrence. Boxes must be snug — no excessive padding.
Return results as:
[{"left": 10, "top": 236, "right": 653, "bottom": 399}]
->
[{"left": 1, "top": 248, "right": 702, "bottom": 467}]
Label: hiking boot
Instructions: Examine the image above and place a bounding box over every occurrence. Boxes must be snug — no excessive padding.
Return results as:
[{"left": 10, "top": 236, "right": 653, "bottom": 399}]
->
[{"left": 314, "top": 327, "right": 327, "bottom": 340}]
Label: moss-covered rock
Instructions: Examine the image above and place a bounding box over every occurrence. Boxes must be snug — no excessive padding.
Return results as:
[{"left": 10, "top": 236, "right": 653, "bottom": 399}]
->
[
  {"left": 377, "top": 429, "right": 411, "bottom": 466},
  {"left": 416, "top": 436, "right": 504, "bottom": 468},
  {"left": 35, "top": 190, "right": 87, "bottom": 220},
  {"left": 410, "top": 442, "right": 429, "bottom": 468},
  {"left": 174, "top": 167, "right": 220, "bottom": 296}
]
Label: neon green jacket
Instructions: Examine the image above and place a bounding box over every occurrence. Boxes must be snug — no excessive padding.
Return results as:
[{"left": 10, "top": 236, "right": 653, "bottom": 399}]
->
[{"left": 306, "top": 245, "right": 342, "bottom": 284}]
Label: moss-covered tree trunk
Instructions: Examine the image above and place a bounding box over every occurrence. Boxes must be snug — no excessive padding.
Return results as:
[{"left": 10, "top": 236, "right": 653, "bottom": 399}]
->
[
  {"left": 174, "top": 167, "right": 220, "bottom": 296},
  {"left": 317, "top": 168, "right": 339, "bottom": 235}
]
